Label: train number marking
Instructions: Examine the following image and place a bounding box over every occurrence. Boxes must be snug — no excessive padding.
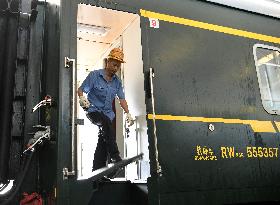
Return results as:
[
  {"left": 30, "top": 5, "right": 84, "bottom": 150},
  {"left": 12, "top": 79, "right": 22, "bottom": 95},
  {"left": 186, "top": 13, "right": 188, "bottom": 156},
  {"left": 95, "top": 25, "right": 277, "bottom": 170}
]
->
[
  {"left": 149, "top": 18, "right": 159, "bottom": 28},
  {"left": 194, "top": 145, "right": 279, "bottom": 160}
]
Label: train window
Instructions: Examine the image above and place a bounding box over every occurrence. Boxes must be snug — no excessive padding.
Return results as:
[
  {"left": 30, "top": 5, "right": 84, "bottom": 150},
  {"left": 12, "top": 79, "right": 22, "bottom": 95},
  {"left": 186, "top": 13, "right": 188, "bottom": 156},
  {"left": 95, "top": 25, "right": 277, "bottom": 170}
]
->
[{"left": 253, "top": 44, "right": 280, "bottom": 115}]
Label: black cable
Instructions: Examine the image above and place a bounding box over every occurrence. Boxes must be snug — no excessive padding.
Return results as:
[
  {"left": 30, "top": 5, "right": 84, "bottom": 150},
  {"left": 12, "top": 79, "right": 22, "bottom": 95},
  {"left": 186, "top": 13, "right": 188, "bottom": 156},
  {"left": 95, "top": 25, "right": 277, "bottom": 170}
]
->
[{"left": 0, "top": 151, "right": 34, "bottom": 205}]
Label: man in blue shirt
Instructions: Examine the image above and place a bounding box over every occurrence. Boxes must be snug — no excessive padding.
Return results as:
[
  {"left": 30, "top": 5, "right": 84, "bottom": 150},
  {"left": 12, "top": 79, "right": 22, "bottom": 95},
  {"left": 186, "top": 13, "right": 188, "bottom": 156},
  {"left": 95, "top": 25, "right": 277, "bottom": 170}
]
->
[{"left": 77, "top": 48, "right": 134, "bottom": 171}]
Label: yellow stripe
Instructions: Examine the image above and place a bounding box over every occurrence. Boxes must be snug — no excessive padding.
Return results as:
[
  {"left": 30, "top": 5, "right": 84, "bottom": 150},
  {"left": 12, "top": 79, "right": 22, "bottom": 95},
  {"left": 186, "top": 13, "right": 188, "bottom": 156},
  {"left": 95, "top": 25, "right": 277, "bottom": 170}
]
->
[
  {"left": 147, "top": 114, "right": 276, "bottom": 133},
  {"left": 140, "top": 9, "right": 280, "bottom": 44},
  {"left": 274, "top": 121, "right": 280, "bottom": 131}
]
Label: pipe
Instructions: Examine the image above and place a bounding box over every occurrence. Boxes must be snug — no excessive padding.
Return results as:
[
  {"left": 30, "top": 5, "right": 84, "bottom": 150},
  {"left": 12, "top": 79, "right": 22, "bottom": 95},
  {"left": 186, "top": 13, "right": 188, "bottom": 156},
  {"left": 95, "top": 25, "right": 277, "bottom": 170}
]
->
[
  {"left": 0, "top": 152, "right": 34, "bottom": 205},
  {"left": 0, "top": 11, "right": 8, "bottom": 93},
  {"left": 0, "top": 10, "right": 19, "bottom": 183}
]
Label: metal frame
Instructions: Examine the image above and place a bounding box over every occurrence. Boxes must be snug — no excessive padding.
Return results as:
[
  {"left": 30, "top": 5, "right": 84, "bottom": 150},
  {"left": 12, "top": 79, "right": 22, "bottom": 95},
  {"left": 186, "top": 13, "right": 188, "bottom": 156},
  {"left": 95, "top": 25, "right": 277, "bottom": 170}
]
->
[
  {"left": 253, "top": 43, "right": 280, "bottom": 115},
  {"left": 206, "top": 0, "right": 280, "bottom": 18}
]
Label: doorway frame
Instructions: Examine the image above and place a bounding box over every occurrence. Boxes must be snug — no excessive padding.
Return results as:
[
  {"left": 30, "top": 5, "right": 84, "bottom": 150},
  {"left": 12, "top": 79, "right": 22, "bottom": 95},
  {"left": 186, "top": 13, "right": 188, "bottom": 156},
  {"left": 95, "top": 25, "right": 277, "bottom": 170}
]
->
[{"left": 57, "top": 1, "right": 148, "bottom": 204}]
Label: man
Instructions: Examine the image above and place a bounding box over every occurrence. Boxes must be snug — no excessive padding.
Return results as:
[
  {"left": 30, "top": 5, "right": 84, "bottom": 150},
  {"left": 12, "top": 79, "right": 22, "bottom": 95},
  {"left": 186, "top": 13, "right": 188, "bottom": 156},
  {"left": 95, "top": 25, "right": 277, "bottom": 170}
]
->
[{"left": 77, "top": 48, "right": 134, "bottom": 171}]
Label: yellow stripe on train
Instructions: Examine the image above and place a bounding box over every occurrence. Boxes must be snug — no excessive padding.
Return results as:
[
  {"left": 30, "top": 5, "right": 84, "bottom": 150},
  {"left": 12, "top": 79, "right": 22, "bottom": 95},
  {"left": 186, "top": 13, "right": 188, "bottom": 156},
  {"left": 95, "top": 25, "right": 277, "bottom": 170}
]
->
[
  {"left": 140, "top": 9, "right": 280, "bottom": 44},
  {"left": 147, "top": 114, "right": 277, "bottom": 133}
]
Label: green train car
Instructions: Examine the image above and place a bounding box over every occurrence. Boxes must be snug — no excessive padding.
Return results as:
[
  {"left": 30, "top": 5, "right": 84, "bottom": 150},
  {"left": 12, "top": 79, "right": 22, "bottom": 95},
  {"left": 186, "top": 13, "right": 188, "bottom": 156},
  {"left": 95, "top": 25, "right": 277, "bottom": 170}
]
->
[{"left": 1, "top": 0, "right": 280, "bottom": 204}]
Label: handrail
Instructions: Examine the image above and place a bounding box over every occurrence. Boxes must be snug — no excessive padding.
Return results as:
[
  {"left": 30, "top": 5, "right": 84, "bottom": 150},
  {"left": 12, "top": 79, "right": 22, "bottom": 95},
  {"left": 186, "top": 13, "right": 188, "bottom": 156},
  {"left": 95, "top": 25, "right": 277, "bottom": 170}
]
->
[{"left": 89, "top": 153, "right": 143, "bottom": 182}]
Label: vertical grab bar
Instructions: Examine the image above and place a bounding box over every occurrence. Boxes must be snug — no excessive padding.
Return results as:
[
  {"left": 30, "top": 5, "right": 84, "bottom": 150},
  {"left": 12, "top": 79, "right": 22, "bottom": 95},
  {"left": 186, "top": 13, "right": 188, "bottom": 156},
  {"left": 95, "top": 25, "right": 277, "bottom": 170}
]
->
[
  {"left": 62, "top": 57, "right": 76, "bottom": 179},
  {"left": 149, "top": 68, "right": 162, "bottom": 175}
]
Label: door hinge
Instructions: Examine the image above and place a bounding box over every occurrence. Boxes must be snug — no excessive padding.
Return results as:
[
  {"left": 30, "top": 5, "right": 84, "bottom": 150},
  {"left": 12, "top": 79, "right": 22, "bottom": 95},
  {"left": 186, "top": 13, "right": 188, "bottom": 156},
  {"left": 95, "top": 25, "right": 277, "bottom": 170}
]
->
[
  {"left": 65, "top": 57, "right": 75, "bottom": 68},
  {"left": 75, "top": 118, "right": 84, "bottom": 125},
  {"left": 62, "top": 167, "right": 75, "bottom": 180}
]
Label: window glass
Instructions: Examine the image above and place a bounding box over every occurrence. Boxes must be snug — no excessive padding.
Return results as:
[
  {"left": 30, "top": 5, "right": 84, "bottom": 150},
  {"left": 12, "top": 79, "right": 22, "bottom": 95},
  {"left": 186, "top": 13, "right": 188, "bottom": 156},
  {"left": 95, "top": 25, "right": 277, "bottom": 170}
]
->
[{"left": 253, "top": 44, "right": 280, "bottom": 115}]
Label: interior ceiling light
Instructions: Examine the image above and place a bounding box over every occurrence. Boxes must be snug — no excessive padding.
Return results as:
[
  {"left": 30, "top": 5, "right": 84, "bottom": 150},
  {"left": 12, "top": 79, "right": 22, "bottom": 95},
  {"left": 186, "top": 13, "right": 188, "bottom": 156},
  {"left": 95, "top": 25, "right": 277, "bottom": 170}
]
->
[{"left": 77, "top": 23, "right": 111, "bottom": 37}]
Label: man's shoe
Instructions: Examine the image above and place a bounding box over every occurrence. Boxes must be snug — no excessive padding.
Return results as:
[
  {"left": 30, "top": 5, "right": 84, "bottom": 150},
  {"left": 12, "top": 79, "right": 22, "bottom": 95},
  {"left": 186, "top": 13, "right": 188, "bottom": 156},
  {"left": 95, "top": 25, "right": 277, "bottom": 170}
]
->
[
  {"left": 111, "top": 155, "right": 122, "bottom": 163},
  {"left": 99, "top": 176, "right": 111, "bottom": 182},
  {"left": 107, "top": 168, "right": 123, "bottom": 179}
]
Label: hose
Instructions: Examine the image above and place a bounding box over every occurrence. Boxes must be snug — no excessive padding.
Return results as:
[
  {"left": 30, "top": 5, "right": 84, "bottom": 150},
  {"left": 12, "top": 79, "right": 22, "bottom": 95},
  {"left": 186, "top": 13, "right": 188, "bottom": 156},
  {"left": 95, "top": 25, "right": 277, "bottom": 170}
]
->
[{"left": 0, "top": 151, "right": 34, "bottom": 205}]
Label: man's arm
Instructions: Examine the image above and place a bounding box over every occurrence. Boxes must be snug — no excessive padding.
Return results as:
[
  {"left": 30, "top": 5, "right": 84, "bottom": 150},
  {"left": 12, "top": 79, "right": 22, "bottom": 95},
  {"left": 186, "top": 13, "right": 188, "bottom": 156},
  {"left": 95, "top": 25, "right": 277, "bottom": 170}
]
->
[
  {"left": 119, "top": 99, "right": 129, "bottom": 113},
  {"left": 119, "top": 98, "right": 134, "bottom": 126},
  {"left": 77, "top": 88, "right": 84, "bottom": 97}
]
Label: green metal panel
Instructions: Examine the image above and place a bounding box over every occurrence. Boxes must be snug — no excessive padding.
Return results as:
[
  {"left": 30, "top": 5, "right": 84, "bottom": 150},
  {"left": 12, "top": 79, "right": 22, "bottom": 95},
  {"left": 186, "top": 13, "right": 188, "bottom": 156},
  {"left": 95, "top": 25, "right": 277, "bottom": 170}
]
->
[
  {"left": 141, "top": 1, "right": 280, "bottom": 205},
  {"left": 57, "top": 0, "right": 78, "bottom": 204},
  {"left": 39, "top": 1, "right": 60, "bottom": 195}
]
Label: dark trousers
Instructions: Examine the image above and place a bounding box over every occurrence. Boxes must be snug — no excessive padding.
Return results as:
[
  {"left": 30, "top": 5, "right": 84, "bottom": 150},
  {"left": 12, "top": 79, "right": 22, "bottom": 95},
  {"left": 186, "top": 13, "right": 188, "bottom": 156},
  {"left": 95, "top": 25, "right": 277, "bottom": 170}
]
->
[{"left": 86, "top": 111, "right": 120, "bottom": 171}]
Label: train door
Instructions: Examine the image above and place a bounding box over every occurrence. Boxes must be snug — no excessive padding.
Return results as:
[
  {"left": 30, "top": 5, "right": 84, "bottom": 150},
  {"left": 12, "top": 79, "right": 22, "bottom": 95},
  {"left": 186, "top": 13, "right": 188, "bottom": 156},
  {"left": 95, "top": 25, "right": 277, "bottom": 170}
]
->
[
  {"left": 140, "top": 1, "right": 280, "bottom": 205},
  {"left": 75, "top": 3, "right": 150, "bottom": 181},
  {"left": 58, "top": 1, "right": 149, "bottom": 204}
]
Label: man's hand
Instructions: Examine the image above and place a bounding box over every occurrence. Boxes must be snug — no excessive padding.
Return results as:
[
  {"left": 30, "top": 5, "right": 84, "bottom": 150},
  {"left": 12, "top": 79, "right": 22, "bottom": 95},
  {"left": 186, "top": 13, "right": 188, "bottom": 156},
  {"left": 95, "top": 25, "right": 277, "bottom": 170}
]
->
[
  {"left": 79, "top": 96, "right": 90, "bottom": 109},
  {"left": 125, "top": 113, "right": 134, "bottom": 127}
]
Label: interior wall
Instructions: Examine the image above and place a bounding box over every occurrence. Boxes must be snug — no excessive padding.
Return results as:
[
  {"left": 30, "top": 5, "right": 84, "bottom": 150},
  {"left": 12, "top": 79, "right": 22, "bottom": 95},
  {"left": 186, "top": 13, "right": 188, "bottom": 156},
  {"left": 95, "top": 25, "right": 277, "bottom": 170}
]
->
[
  {"left": 122, "top": 17, "right": 150, "bottom": 181},
  {"left": 97, "top": 39, "right": 125, "bottom": 161},
  {"left": 76, "top": 33, "right": 123, "bottom": 179},
  {"left": 77, "top": 71, "right": 99, "bottom": 179}
]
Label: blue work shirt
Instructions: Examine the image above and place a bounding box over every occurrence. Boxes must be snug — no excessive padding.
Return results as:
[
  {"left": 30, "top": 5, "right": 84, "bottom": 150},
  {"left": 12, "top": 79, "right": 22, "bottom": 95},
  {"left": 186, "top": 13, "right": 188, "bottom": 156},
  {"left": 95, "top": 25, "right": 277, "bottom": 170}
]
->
[{"left": 79, "top": 69, "right": 125, "bottom": 121}]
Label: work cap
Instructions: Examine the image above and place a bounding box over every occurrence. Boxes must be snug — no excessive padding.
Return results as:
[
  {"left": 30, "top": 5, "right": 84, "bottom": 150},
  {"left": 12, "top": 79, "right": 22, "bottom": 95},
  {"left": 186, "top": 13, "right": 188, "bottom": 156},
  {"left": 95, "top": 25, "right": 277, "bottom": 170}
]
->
[{"left": 108, "top": 48, "right": 125, "bottom": 63}]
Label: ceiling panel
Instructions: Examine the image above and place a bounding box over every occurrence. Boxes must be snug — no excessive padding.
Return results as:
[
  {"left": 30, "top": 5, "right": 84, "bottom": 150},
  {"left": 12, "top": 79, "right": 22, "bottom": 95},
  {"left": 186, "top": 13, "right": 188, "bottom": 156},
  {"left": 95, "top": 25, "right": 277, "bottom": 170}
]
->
[{"left": 77, "top": 4, "right": 137, "bottom": 69}]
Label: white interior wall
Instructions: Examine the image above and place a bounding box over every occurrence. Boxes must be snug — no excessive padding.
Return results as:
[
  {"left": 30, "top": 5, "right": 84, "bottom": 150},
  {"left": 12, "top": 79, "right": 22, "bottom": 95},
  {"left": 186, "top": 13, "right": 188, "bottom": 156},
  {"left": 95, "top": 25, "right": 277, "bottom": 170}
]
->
[
  {"left": 122, "top": 17, "right": 150, "bottom": 181},
  {"left": 77, "top": 36, "right": 126, "bottom": 179},
  {"left": 77, "top": 69, "right": 99, "bottom": 179},
  {"left": 95, "top": 39, "right": 125, "bottom": 160}
]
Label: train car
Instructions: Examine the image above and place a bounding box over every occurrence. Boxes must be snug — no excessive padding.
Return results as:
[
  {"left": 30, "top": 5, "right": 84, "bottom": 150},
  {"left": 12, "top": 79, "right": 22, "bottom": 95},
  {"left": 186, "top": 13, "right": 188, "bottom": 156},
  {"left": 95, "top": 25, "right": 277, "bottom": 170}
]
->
[{"left": 1, "top": 0, "right": 280, "bottom": 204}]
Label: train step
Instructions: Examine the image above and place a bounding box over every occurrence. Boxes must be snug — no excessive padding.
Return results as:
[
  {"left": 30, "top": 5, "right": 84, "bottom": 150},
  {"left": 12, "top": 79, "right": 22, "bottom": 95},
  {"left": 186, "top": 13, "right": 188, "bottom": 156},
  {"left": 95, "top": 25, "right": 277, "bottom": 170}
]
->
[{"left": 88, "top": 181, "right": 148, "bottom": 205}]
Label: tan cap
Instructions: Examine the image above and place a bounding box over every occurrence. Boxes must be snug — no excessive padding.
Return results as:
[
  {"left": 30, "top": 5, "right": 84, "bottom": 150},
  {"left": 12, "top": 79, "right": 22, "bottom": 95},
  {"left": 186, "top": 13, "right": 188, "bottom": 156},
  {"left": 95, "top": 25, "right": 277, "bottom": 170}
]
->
[{"left": 108, "top": 48, "right": 125, "bottom": 63}]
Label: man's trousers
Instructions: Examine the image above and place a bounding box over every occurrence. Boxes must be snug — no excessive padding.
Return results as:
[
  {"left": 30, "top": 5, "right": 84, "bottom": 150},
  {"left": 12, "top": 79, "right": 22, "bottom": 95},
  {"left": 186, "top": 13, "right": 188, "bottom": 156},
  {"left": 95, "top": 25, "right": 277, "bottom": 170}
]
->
[{"left": 86, "top": 111, "right": 120, "bottom": 171}]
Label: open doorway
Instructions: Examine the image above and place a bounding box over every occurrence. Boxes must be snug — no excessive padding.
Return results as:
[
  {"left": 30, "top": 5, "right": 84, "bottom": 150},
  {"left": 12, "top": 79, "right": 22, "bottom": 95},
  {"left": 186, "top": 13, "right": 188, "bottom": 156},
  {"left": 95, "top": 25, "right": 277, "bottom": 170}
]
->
[{"left": 76, "top": 4, "right": 149, "bottom": 182}]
